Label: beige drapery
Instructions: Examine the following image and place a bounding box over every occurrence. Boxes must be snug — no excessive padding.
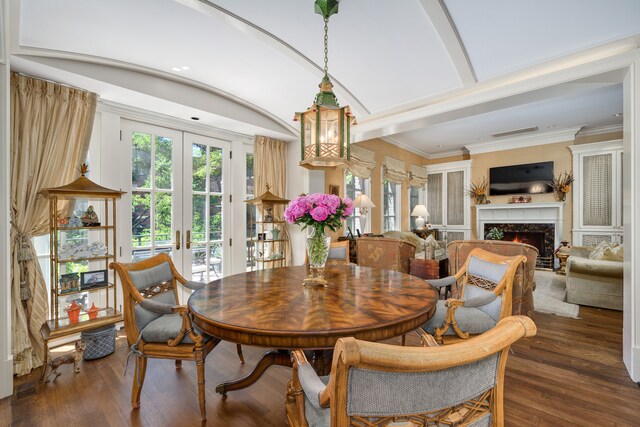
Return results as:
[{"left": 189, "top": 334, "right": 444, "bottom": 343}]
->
[
  {"left": 254, "top": 135, "right": 292, "bottom": 265},
  {"left": 347, "top": 145, "right": 376, "bottom": 179},
  {"left": 408, "top": 164, "right": 428, "bottom": 187},
  {"left": 10, "top": 73, "right": 96, "bottom": 375},
  {"left": 383, "top": 156, "right": 406, "bottom": 184}
]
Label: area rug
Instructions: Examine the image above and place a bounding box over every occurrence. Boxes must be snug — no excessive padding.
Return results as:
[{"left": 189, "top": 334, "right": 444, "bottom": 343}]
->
[{"left": 533, "top": 270, "right": 580, "bottom": 318}]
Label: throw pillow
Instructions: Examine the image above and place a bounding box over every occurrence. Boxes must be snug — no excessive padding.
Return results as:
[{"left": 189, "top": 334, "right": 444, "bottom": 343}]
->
[
  {"left": 601, "top": 244, "right": 624, "bottom": 262},
  {"left": 588, "top": 241, "right": 610, "bottom": 260}
]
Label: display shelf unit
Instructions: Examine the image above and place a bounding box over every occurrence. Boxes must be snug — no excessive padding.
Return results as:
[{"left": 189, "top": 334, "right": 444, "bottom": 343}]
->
[
  {"left": 245, "top": 185, "right": 289, "bottom": 271},
  {"left": 39, "top": 167, "right": 125, "bottom": 339}
]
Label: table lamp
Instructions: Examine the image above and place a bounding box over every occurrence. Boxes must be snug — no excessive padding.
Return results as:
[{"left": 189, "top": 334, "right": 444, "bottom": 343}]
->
[
  {"left": 353, "top": 194, "right": 376, "bottom": 233},
  {"left": 411, "top": 204, "right": 430, "bottom": 229}
]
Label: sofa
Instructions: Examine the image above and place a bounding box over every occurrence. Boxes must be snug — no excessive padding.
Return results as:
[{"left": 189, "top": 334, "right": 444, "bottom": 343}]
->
[
  {"left": 356, "top": 236, "right": 417, "bottom": 274},
  {"left": 566, "top": 244, "right": 623, "bottom": 311},
  {"left": 447, "top": 240, "right": 539, "bottom": 319}
]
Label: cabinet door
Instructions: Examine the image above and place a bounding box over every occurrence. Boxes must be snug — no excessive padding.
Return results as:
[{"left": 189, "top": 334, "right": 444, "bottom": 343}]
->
[{"left": 580, "top": 151, "right": 615, "bottom": 229}]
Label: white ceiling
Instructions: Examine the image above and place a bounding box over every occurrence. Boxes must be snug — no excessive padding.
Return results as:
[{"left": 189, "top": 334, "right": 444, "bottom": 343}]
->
[{"left": 10, "top": 0, "right": 640, "bottom": 155}]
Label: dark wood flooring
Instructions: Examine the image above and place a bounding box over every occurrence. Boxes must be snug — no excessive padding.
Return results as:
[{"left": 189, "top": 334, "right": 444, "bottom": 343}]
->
[{"left": 2, "top": 306, "right": 640, "bottom": 426}]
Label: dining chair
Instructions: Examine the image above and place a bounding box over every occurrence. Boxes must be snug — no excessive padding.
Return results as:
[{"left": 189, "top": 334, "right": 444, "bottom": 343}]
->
[
  {"left": 285, "top": 315, "right": 536, "bottom": 426},
  {"left": 422, "top": 248, "right": 526, "bottom": 344},
  {"left": 110, "top": 253, "right": 243, "bottom": 421},
  {"left": 326, "top": 241, "right": 350, "bottom": 265}
]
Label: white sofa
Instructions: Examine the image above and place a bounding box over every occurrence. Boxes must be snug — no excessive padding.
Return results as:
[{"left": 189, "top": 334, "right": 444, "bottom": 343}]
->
[{"left": 565, "top": 245, "right": 623, "bottom": 311}]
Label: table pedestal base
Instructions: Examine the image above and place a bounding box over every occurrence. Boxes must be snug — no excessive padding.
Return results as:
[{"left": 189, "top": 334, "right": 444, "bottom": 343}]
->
[{"left": 215, "top": 348, "right": 331, "bottom": 395}]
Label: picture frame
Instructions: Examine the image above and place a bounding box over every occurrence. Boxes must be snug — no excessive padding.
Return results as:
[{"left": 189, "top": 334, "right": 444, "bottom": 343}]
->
[
  {"left": 80, "top": 269, "right": 108, "bottom": 289},
  {"left": 329, "top": 184, "right": 340, "bottom": 196}
]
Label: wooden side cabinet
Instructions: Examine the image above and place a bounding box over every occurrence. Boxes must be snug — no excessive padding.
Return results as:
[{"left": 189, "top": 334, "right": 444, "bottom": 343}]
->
[{"left": 409, "top": 256, "right": 449, "bottom": 280}]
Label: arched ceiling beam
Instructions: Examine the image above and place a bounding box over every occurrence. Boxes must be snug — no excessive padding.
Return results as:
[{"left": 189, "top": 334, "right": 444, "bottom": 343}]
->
[
  {"left": 419, "top": 0, "right": 477, "bottom": 86},
  {"left": 174, "top": 0, "right": 369, "bottom": 115}
]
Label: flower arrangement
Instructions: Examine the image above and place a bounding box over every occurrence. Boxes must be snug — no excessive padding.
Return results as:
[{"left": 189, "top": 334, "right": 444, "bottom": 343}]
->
[
  {"left": 467, "top": 177, "right": 489, "bottom": 205},
  {"left": 552, "top": 171, "right": 574, "bottom": 201},
  {"left": 284, "top": 193, "right": 354, "bottom": 232}
]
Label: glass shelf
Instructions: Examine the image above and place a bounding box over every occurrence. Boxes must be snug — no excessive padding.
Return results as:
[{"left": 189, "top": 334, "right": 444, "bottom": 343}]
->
[
  {"left": 54, "top": 283, "right": 115, "bottom": 296},
  {"left": 46, "top": 307, "right": 122, "bottom": 336},
  {"left": 56, "top": 254, "right": 114, "bottom": 263},
  {"left": 255, "top": 257, "right": 285, "bottom": 263},
  {"left": 57, "top": 225, "right": 114, "bottom": 231}
]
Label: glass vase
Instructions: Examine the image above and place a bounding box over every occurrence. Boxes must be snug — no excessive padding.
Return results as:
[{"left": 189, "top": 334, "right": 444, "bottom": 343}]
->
[{"left": 304, "top": 226, "right": 331, "bottom": 286}]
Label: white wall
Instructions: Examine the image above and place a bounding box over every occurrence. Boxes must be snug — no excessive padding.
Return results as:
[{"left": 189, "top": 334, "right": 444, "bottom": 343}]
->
[{"left": 0, "top": 0, "right": 13, "bottom": 399}]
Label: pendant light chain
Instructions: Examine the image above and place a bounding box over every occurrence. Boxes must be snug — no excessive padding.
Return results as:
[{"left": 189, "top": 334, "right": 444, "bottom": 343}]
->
[{"left": 323, "top": 17, "right": 329, "bottom": 77}]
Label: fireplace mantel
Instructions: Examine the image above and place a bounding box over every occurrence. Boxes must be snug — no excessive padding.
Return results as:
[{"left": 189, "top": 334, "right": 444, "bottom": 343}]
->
[{"left": 475, "top": 202, "right": 564, "bottom": 266}]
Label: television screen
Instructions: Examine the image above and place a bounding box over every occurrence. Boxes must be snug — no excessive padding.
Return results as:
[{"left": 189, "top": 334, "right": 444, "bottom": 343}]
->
[{"left": 489, "top": 161, "right": 554, "bottom": 196}]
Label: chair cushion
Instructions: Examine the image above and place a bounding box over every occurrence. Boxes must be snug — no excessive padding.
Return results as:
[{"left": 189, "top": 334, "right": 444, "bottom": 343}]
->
[
  {"left": 423, "top": 300, "right": 497, "bottom": 335},
  {"left": 464, "top": 285, "right": 502, "bottom": 322},
  {"left": 140, "top": 313, "right": 209, "bottom": 344},
  {"left": 128, "top": 261, "right": 174, "bottom": 291},
  {"left": 467, "top": 256, "right": 509, "bottom": 284},
  {"left": 134, "top": 290, "right": 177, "bottom": 332},
  {"left": 304, "top": 375, "right": 330, "bottom": 427}
]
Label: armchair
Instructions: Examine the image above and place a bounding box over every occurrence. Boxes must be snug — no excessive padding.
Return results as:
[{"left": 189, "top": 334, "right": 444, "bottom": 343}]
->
[
  {"left": 285, "top": 316, "right": 537, "bottom": 426},
  {"left": 423, "top": 248, "right": 526, "bottom": 344},
  {"left": 110, "top": 253, "right": 243, "bottom": 421},
  {"left": 356, "top": 236, "right": 417, "bottom": 273}
]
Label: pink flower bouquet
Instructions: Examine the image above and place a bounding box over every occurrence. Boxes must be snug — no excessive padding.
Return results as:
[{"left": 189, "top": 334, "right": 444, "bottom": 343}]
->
[{"left": 284, "top": 193, "right": 354, "bottom": 232}]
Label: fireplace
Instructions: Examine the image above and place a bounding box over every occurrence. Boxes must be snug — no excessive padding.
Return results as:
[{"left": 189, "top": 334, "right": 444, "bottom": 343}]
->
[{"left": 484, "top": 223, "right": 555, "bottom": 268}]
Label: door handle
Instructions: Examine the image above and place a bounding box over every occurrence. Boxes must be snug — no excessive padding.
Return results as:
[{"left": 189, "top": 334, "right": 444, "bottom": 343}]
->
[
  {"left": 186, "top": 230, "right": 191, "bottom": 249},
  {"left": 176, "top": 230, "right": 181, "bottom": 250}
]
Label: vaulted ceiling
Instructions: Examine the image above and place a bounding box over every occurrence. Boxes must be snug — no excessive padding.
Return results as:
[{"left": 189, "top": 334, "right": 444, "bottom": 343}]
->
[{"left": 10, "top": 0, "right": 640, "bottom": 155}]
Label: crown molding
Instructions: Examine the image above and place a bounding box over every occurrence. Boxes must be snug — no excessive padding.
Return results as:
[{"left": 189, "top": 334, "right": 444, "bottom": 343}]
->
[
  {"left": 464, "top": 127, "right": 581, "bottom": 155},
  {"left": 568, "top": 138, "right": 623, "bottom": 154},
  {"left": 577, "top": 124, "right": 623, "bottom": 137},
  {"left": 97, "top": 99, "right": 256, "bottom": 144},
  {"left": 378, "top": 136, "right": 430, "bottom": 159},
  {"left": 427, "top": 149, "right": 466, "bottom": 159},
  {"left": 426, "top": 159, "right": 472, "bottom": 172}
]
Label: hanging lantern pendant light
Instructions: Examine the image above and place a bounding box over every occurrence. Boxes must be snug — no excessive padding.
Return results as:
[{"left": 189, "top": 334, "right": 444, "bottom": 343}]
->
[{"left": 295, "top": 0, "right": 356, "bottom": 170}]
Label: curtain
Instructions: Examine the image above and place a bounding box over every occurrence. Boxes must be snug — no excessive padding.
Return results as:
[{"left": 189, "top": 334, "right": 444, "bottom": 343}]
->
[
  {"left": 347, "top": 145, "right": 376, "bottom": 179},
  {"left": 408, "top": 164, "right": 428, "bottom": 187},
  {"left": 10, "top": 73, "right": 96, "bottom": 375},
  {"left": 254, "top": 135, "right": 292, "bottom": 264},
  {"left": 383, "top": 156, "right": 406, "bottom": 184},
  {"left": 447, "top": 171, "right": 465, "bottom": 226},
  {"left": 427, "top": 173, "right": 443, "bottom": 225},
  {"left": 583, "top": 154, "right": 612, "bottom": 226}
]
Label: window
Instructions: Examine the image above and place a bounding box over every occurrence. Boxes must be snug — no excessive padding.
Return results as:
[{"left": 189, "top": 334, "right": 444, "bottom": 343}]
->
[
  {"left": 344, "top": 171, "right": 369, "bottom": 234},
  {"left": 408, "top": 186, "right": 426, "bottom": 229},
  {"left": 246, "top": 152, "right": 256, "bottom": 270},
  {"left": 383, "top": 178, "right": 401, "bottom": 231}
]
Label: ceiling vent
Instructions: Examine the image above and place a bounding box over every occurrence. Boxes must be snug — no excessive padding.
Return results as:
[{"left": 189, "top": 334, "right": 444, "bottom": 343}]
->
[{"left": 491, "top": 126, "right": 539, "bottom": 139}]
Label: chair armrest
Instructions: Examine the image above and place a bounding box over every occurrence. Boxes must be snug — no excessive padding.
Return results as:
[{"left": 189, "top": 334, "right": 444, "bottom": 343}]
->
[
  {"left": 415, "top": 328, "right": 439, "bottom": 347},
  {"left": 139, "top": 299, "right": 175, "bottom": 314},
  {"left": 426, "top": 276, "right": 456, "bottom": 289},
  {"left": 462, "top": 293, "right": 498, "bottom": 308},
  {"left": 183, "top": 281, "right": 206, "bottom": 291},
  {"left": 291, "top": 350, "right": 328, "bottom": 410}
]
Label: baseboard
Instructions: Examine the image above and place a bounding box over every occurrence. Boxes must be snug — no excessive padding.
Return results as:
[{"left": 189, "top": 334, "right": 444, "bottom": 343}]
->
[
  {"left": 631, "top": 345, "right": 640, "bottom": 383},
  {"left": 0, "top": 355, "right": 12, "bottom": 399}
]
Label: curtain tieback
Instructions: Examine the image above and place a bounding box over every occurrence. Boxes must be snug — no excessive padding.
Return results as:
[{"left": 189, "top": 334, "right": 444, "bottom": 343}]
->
[{"left": 10, "top": 221, "right": 34, "bottom": 300}]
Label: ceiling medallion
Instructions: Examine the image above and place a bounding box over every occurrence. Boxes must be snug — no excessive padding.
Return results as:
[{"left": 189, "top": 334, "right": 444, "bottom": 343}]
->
[{"left": 294, "top": 0, "right": 356, "bottom": 170}]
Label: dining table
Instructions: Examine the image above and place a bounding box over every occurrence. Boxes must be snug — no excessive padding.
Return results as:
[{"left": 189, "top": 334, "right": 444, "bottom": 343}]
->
[{"left": 188, "top": 264, "right": 439, "bottom": 395}]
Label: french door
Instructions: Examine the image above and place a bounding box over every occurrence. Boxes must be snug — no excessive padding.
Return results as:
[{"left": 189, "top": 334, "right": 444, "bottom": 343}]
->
[{"left": 123, "top": 122, "right": 230, "bottom": 296}]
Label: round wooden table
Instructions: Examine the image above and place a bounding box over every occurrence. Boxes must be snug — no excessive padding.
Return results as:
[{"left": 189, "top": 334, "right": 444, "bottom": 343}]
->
[{"left": 188, "top": 264, "right": 438, "bottom": 394}]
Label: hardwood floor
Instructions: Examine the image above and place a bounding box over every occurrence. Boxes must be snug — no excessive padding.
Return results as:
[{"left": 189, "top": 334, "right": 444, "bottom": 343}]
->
[{"left": 2, "top": 306, "right": 640, "bottom": 426}]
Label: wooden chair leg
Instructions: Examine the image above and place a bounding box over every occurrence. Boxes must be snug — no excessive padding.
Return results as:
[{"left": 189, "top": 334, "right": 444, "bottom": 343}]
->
[
  {"left": 236, "top": 344, "right": 244, "bottom": 364},
  {"left": 401, "top": 334, "right": 406, "bottom": 346},
  {"left": 195, "top": 346, "right": 207, "bottom": 421},
  {"left": 175, "top": 360, "right": 182, "bottom": 369},
  {"left": 132, "top": 356, "right": 147, "bottom": 409}
]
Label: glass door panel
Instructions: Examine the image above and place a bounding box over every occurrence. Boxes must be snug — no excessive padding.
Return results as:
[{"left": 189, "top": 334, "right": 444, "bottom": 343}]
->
[
  {"left": 125, "top": 123, "right": 182, "bottom": 265},
  {"left": 183, "top": 133, "right": 230, "bottom": 283}
]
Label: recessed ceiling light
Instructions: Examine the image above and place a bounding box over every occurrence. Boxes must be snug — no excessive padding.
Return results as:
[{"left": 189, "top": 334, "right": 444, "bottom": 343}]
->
[
  {"left": 181, "top": 66, "right": 190, "bottom": 70},
  {"left": 172, "top": 67, "right": 181, "bottom": 72},
  {"left": 613, "top": 112, "right": 623, "bottom": 117},
  {"left": 437, "top": 144, "right": 444, "bottom": 148},
  {"left": 191, "top": 117, "right": 200, "bottom": 121}
]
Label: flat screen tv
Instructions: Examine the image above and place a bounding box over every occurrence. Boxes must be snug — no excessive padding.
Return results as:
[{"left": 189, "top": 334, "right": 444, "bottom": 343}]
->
[{"left": 489, "top": 161, "right": 554, "bottom": 196}]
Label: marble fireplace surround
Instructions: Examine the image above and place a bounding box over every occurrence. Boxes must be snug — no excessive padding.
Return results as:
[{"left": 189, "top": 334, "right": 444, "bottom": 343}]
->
[{"left": 475, "top": 202, "right": 564, "bottom": 268}]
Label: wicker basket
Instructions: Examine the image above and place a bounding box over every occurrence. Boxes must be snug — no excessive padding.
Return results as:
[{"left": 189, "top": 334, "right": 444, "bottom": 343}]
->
[{"left": 81, "top": 325, "right": 116, "bottom": 360}]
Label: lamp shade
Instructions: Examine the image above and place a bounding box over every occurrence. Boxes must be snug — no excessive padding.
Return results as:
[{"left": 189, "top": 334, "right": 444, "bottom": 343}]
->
[
  {"left": 354, "top": 194, "right": 376, "bottom": 209},
  {"left": 411, "top": 204, "right": 430, "bottom": 218}
]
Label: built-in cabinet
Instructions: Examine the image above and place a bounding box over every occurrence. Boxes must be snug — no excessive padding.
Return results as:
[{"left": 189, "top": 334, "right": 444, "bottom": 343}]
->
[
  {"left": 570, "top": 140, "right": 623, "bottom": 246},
  {"left": 425, "top": 160, "right": 472, "bottom": 241}
]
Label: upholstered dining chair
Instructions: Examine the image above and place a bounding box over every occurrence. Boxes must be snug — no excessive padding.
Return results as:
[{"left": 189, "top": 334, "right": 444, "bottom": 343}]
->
[
  {"left": 110, "top": 253, "right": 243, "bottom": 421},
  {"left": 285, "top": 315, "right": 536, "bottom": 426},
  {"left": 326, "top": 241, "right": 350, "bottom": 265},
  {"left": 422, "top": 248, "right": 526, "bottom": 344}
]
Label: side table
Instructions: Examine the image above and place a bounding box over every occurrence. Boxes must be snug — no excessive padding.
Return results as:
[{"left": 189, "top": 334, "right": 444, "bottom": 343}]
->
[{"left": 410, "top": 256, "right": 450, "bottom": 298}]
